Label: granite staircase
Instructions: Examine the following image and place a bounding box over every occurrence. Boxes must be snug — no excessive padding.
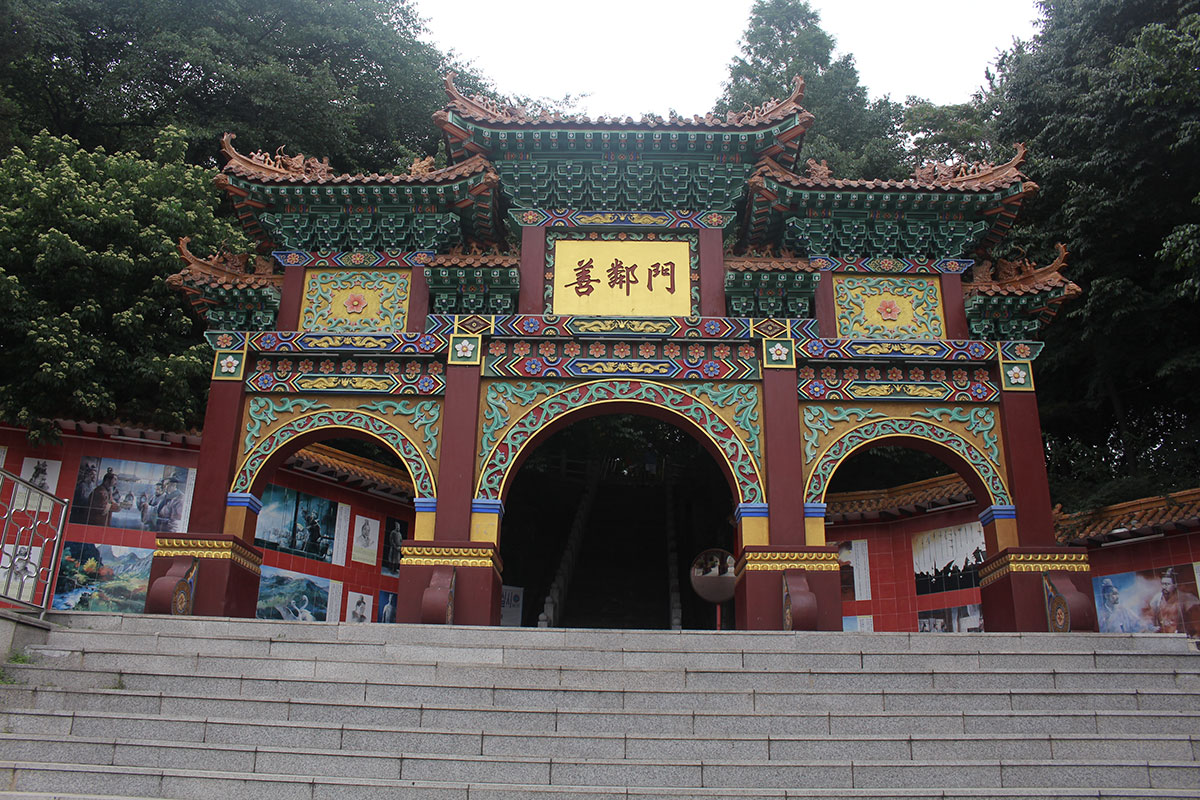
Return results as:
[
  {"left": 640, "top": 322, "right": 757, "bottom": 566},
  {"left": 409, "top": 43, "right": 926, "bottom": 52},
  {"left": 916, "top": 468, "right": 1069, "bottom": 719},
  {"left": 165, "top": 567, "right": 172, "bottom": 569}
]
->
[{"left": 0, "top": 611, "right": 1198, "bottom": 799}]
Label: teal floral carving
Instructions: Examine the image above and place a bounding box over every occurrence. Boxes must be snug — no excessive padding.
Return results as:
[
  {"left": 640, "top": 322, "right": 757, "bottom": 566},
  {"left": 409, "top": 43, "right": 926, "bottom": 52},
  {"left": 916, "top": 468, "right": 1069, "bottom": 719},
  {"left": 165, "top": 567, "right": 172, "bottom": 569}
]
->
[
  {"left": 477, "top": 380, "right": 763, "bottom": 503},
  {"left": 835, "top": 276, "right": 944, "bottom": 339},
  {"left": 912, "top": 406, "right": 999, "bottom": 464},
  {"left": 680, "top": 383, "right": 762, "bottom": 467},
  {"left": 302, "top": 269, "right": 410, "bottom": 332},
  {"left": 360, "top": 400, "right": 442, "bottom": 459},
  {"left": 805, "top": 418, "right": 1009, "bottom": 505},
  {"left": 802, "top": 406, "right": 886, "bottom": 464},
  {"left": 244, "top": 397, "right": 330, "bottom": 454},
  {"left": 480, "top": 382, "right": 568, "bottom": 462}
]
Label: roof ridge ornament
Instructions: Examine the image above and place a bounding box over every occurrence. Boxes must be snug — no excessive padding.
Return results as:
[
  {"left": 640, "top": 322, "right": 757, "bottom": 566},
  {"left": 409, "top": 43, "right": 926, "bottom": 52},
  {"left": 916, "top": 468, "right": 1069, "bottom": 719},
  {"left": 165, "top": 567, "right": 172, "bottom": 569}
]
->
[
  {"left": 221, "top": 133, "right": 333, "bottom": 180},
  {"left": 440, "top": 72, "right": 808, "bottom": 130},
  {"left": 912, "top": 143, "right": 1028, "bottom": 187}
]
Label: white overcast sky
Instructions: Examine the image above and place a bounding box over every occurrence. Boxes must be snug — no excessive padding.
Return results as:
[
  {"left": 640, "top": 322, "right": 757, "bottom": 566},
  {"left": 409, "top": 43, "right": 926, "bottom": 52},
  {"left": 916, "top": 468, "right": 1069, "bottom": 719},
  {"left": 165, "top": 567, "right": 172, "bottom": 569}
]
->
[{"left": 412, "top": 0, "right": 1043, "bottom": 116}]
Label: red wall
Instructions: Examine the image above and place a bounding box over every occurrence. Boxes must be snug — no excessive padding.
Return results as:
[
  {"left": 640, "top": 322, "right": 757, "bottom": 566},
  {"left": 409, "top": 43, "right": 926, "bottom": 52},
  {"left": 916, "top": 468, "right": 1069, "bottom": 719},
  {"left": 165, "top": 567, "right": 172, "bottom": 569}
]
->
[
  {"left": 830, "top": 504, "right": 984, "bottom": 632},
  {"left": 1, "top": 426, "right": 414, "bottom": 620}
]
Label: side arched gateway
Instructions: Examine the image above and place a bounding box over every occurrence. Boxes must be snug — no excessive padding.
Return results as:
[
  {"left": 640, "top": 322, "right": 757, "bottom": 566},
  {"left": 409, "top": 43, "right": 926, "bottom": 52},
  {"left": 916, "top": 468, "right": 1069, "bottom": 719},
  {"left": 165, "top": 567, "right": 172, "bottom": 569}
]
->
[{"left": 234, "top": 408, "right": 436, "bottom": 498}]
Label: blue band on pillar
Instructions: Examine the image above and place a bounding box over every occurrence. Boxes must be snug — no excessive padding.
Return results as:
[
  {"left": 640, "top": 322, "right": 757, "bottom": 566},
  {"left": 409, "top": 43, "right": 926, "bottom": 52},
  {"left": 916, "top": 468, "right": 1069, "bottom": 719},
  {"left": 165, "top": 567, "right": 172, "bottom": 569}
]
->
[
  {"left": 735, "top": 503, "right": 769, "bottom": 522},
  {"left": 471, "top": 498, "right": 504, "bottom": 519},
  {"left": 803, "top": 502, "right": 828, "bottom": 518},
  {"left": 414, "top": 498, "right": 437, "bottom": 513},
  {"left": 978, "top": 504, "right": 1017, "bottom": 526},
  {"left": 226, "top": 492, "right": 262, "bottom": 514}
]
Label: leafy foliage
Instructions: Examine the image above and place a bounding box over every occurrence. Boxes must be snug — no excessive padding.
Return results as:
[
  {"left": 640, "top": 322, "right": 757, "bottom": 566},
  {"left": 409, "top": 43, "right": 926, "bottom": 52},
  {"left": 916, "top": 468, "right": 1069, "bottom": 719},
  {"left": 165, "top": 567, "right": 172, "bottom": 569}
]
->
[
  {"left": 985, "top": 0, "right": 1200, "bottom": 510},
  {"left": 0, "top": 129, "right": 248, "bottom": 442},
  {"left": 0, "top": 0, "right": 489, "bottom": 170},
  {"left": 715, "top": 0, "right": 906, "bottom": 178}
]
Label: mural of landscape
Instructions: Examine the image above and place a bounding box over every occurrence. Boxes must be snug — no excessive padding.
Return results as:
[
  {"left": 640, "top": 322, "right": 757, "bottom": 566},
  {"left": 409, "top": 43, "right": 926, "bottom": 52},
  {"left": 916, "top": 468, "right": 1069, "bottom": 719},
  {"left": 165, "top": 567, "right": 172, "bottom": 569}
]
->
[
  {"left": 256, "top": 564, "right": 330, "bottom": 621},
  {"left": 52, "top": 542, "right": 153, "bottom": 612}
]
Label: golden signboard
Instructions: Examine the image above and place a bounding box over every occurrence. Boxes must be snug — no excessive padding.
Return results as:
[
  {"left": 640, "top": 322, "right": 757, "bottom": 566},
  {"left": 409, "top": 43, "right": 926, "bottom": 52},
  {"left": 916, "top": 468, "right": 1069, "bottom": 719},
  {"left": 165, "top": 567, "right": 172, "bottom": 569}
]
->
[{"left": 552, "top": 240, "right": 691, "bottom": 316}]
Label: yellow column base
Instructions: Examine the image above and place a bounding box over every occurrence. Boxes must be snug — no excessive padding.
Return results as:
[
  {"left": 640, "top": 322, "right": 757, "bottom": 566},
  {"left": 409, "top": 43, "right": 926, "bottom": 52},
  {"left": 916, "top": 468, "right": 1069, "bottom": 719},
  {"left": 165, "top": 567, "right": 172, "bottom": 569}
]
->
[
  {"left": 740, "top": 515, "right": 769, "bottom": 547},
  {"left": 804, "top": 516, "right": 827, "bottom": 547},
  {"left": 413, "top": 510, "right": 436, "bottom": 541},
  {"left": 469, "top": 511, "right": 501, "bottom": 544}
]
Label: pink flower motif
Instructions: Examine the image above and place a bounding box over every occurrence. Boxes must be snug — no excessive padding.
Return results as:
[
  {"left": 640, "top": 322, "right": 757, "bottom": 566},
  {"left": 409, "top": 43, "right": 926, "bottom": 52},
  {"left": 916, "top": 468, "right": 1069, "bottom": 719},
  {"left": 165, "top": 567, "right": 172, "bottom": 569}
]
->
[
  {"left": 341, "top": 360, "right": 357, "bottom": 374},
  {"left": 216, "top": 334, "right": 234, "bottom": 349},
  {"left": 820, "top": 367, "right": 837, "bottom": 381},
  {"left": 865, "top": 367, "right": 881, "bottom": 380},
  {"left": 613, "top": 343, "right": 631, "bottom": 358},
  {"left": 319, "top": 360, "right": 335, "bottom": 374},
  {"left": 738, "top": 344, "right": 755, "bottom": 360},
  {"left": 887, "top": 367, "right": 903, "bottom": 381},
  {"left": 1015, "top": 343, "right": 1032, "bottom": 358},
  {"left": 909, "top": 367, "right": 925, "bottom": 381},
  {"left": 843, "top": 367, "right": 859, "bottom": 380},
  {"left": 538, "top": 342, "right": 557, "bottom": 357},
  {"left": 974, "top": 368, "right": 990, "bottom": 382},
  {"left": 362, "top": 361, "right": 378, "bottom": 375},
  {"left": 512, "top": 341, "right": 531, "bottom": 357},
  {"left": 638, "top": 343, "right": 656, "bottom": 358},
  {"left": 798, "top": 367, "right": 815, "bottom": 381},
  {"left": 930, "top": 368, "right": 947, "bottom": 381},
  {"left": 877, "top": 299, "right": 902, "bottom": 321},
  {"left": 663, "top": 343, "right": 681, "bottom": 358},
  {"left": 405, "top": 361, "right": 421, "bottom": 376},
  {"left": 343, "top": 293, "right": 368, "bottom": 315},
  {"left": 489, "top": 341, "right": 507, "bottom": 355},
  {"left": 952, "top": 369, "right": 969, "bottom": 383},
  {"left": 427, "top": 361, "right": 443, "bottom": 376},
  {"left": 563, "top": 342, "right": 581, "bottom": 357},
  {"left": 384, "top": 361, "right": 399, "bottom": 375},
  {"left": 588, "top": 342, "right": 607, "bottom": 358},
  {"left": 276, "top": 359, "right": 293, "bottom": 373},
  {"left": 713, "top": 344, "right": 730, "bottom": 359},
  {"left": 687, "top": 344, "right": 705, "bottom": 360},
  {"left": 298, "top": 360, "right": 313, "bottom": 373}
]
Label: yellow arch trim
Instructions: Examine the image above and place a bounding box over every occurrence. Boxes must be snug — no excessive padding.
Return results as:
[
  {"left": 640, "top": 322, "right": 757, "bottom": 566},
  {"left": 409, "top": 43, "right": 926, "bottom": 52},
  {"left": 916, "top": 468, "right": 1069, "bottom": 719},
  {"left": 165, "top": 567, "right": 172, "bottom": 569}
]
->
[{"left": 475, "top": 379, "right": 764, "bottom": 503}]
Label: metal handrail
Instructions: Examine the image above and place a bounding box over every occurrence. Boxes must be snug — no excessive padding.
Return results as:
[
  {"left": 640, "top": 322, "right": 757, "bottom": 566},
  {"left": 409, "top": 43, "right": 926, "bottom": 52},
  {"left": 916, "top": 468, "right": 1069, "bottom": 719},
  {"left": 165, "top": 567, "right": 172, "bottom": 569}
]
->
[{"left": 0, "top": 467, "right": 70, "bottom": 617}]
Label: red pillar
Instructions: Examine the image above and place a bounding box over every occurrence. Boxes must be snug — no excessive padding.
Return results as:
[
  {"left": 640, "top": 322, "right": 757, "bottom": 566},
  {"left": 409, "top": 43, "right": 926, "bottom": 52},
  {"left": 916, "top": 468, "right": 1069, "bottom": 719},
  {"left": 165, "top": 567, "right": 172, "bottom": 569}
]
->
[
  {"left": 815, "top": 272, "right": 837, "bottom": 338},
  {"left": 187, "top": 380, "right": 246, "bottom": 535},
  {"left": 941, "top": 272, "right": 969, "bottom": 340},
  {"left": 698, "top": 229, "right": 725, "bottom": 317},
  {"left": 763, "top": 367, "right": 805, "bottom": 546},
  {"left": 998, "top": 389, "right": 1056, "bottom": 546},
  {"left": 434, "top": 362, "right": 482, "bottom": 541},
  {"left": 407, "top": 260, "right": 429, "bottom": 332},
  {"left": 519, "top": 226, "right": 546, "bottom": 314},
  {"left": 276, "top": 263, "right": 305, "bottom": 330}
]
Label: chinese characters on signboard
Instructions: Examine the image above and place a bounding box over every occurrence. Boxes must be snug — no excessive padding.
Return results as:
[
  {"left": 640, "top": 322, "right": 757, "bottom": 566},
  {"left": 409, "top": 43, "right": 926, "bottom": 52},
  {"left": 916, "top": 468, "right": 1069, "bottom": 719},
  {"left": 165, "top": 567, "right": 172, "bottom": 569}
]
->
[{"left": 552, "top": 240, "right": 691, "bottom": 316}]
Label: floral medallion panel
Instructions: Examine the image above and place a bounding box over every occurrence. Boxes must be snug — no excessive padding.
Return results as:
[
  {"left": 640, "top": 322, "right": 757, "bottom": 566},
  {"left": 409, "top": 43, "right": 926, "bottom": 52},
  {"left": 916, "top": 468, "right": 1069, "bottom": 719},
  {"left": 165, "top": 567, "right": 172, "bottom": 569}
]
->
[
  {"left": 832, "top": 275, "right": 945, "bottom": 340},
  {"left": 300, "top": 268, "right": 410, "bottom": 332}
]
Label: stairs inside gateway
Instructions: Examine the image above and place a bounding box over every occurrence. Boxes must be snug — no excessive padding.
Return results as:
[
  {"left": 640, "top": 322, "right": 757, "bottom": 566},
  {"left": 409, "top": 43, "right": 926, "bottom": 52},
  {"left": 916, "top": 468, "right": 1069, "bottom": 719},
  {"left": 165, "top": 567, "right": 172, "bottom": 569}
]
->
[
  {"left": 0, "top": 612, "right": 1199, "bottom": 799},
  {"left": 560, "top": 483, "right": 670, "bottom": 630}
]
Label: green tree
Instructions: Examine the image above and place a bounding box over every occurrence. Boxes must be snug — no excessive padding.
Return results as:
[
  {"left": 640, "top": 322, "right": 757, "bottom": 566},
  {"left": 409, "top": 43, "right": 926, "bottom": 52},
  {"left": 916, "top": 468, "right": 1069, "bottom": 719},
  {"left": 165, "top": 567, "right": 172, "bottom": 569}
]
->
[
  {"left": 0, "top": 129, "right": 248, "bottom": 443},
  {"left": 0, "top": 0, "right": 488, "bottom": 170},
  {"left": 987, "top": 0, "right": 1200, "bottom": 509},
  {"left": 901, "top": 96, "right": 1002, "bottom": 166},
  {"left": 716, "top": 0, "right": 906, "bottom": 178}
]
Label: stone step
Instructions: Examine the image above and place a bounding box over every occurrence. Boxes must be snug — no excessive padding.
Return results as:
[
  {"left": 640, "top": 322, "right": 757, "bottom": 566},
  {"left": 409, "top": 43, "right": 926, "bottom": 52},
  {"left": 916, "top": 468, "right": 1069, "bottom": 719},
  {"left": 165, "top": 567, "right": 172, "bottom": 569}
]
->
[
  {"left": 6, "top": 761, "right": 1199, "bottom": 800},
  {"left": 31, "top": 631, "right": 1200, "bottom": 680},
  {"left": 39, "top": 611, "right": 1197, "bottom": 654},
  {"left": 11, "top": 658, "right": 1199, "bottom": 708},
  {"left": 5, "top": 684, "right": 1200, "bottom": 736},
  {"left": 0, "top": 711, "right": 1196, "bottom": 763},
  {"left": 19, "top": 647, "right": 1200, "bottom": 698},
  {"left": 1, "top": 733, "right": 1198, "bottom": 792}
]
